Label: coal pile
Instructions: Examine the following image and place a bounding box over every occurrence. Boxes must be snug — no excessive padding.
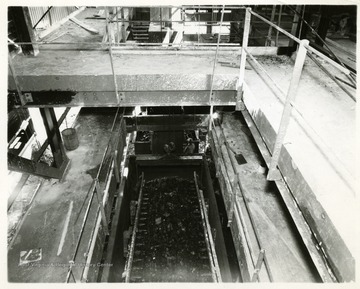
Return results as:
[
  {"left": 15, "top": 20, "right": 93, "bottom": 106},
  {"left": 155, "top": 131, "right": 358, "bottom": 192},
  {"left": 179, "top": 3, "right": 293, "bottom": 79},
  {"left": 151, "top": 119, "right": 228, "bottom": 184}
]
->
[{"left": 128, "top": 177, "right": 213, "bottom": 282}]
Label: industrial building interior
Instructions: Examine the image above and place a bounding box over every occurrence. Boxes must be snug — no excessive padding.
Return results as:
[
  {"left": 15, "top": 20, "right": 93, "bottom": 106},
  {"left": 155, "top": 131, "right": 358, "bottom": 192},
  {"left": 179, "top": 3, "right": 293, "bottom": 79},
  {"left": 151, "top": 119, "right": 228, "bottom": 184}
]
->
[{"left": 6, "top": 4, "right": 357, "bottom": 283}]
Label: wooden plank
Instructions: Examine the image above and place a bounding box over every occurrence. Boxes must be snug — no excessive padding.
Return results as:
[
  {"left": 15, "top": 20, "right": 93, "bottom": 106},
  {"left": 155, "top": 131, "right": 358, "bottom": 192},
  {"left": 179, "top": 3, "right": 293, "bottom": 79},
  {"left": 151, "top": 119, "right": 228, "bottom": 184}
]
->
[
  {"left": 325, "top": 38, "right": 356, "bottom": 59},
  {"left": 8, "top": 173, "right": 30, "bottom": 211},
  {"left": 38, "top": 7, "right": 86, "bottom": 39},
  {"left": 70, "top": 17, "right": 99, "bottom": 34},
  {"left": 278, "top": 148, "right": 354, "bottom": 282}
]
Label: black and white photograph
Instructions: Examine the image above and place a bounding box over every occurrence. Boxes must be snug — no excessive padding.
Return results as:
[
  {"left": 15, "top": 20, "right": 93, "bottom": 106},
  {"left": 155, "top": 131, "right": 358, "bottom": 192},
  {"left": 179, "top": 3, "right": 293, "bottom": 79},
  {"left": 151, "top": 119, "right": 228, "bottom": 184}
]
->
[{"left": 4, "top": 1, "right": 358, "bottom": 284}]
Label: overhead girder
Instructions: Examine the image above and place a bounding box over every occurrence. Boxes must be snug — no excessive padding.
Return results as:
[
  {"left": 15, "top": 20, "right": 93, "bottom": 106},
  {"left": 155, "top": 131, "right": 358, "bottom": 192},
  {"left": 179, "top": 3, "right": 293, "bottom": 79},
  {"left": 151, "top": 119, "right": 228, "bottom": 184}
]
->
[
  {"left": 8, "top": 90, "right": 237, "bottom": 107},
  {"left": 7, "top": 48, "right": 278, "bottom": 107}
]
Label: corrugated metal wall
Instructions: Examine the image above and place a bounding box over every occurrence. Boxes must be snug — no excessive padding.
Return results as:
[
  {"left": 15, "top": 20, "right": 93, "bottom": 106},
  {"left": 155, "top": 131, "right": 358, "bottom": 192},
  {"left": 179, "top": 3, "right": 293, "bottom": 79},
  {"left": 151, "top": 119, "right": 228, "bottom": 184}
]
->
[{"left": 28, "top": 6, "right": 78, "bottom": 30}]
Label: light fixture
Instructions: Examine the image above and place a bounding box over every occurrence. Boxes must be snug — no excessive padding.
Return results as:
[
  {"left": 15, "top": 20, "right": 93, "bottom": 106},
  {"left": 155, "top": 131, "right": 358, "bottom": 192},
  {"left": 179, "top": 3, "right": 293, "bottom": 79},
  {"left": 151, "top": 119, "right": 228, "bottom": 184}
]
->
[
  {"left": 132, "top": 106, "right": 142, "bottom": 116},
  {"left": 212, "top": 112, "right": 219, "bottom": 119}
]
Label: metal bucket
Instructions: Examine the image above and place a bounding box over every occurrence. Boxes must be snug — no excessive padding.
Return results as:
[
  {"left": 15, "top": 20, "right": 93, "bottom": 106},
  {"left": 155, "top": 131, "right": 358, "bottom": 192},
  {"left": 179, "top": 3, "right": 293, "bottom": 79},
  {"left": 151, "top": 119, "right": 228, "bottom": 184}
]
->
[{"left": 61, "top": 128, "right": 79, "bottom": 151}]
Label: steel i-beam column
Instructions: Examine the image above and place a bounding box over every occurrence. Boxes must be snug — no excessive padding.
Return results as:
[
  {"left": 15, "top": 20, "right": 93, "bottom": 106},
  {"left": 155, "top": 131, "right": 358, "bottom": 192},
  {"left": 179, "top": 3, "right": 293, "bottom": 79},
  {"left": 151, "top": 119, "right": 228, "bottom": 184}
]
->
[{"left": 39, "top": 107, "right": 68, "bottom": 168}]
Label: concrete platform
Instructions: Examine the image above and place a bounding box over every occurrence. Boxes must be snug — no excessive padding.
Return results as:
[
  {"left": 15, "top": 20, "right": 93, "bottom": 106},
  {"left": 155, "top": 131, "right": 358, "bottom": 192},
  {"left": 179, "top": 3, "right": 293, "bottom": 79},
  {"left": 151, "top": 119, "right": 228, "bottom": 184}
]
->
[
  {"left": 218, "top": 112, "right": 320, "bottom": 282},
  {"left": 7, "top": 108, "right": 116, "bottom": 282},
  {"left": 8, "top": 6, "right": 277, "bottom": 107},
  {"left": 243, "top": 54, "right": 356, "bottom": 281}
]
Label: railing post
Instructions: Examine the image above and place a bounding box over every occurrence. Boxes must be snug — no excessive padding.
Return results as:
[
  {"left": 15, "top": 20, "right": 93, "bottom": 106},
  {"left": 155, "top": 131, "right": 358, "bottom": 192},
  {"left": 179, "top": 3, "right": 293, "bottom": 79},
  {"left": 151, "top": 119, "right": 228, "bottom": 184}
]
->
[
  {"left": 265, "top": 5, "right": 276, "bottom": 46},
  {"left": 94, "top": 179, "right": 109, "bottom": 235},
  {"left": 236, "top": 7, "right": 251, "bottom": 111},
  {"left": 267, "top": 39, "right": 309, "bottom": 181},
  {"left": 114, "top": 150, "right": 120, "bottom": 184},
  {"left": 251, "top": 249, "right": 265, "bottom": 282},
  {"left": 289, "top": 5, "right": 302, "bottom": 49},
  {"left": 121, "top": 8, "right": 126, "bottom": 42}
]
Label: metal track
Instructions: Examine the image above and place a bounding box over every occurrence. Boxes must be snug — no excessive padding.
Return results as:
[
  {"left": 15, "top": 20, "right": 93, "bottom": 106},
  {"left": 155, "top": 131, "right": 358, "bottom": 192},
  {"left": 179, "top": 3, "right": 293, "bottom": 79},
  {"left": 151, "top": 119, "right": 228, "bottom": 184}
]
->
[
  {"left": 124, "top": 172, "right": 145, "bottom": 282},
  {"left": 124, "top": 174, "right": 220, "bottom": 282}
]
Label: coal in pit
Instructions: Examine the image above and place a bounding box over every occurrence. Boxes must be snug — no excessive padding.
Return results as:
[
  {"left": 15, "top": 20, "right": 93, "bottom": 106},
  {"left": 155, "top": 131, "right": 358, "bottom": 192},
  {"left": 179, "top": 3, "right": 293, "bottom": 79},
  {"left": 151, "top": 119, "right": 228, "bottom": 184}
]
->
[{"left": 127, "top": 176, "right": 214, "bottom": 282}]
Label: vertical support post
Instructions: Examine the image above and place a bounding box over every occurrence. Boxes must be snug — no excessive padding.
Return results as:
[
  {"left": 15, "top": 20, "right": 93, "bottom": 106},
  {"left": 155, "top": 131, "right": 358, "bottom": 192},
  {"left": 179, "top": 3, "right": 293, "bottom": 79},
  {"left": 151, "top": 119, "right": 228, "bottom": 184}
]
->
[
  {"left": 105, "top": 7, "right": 120, "bottom": 104},
  {"left": 121, "top": 8, "right": 126, "bottom": 42},
  {"left": 208, "top": 5, "right": 225, "bottom": 132},
  {"left": 114, "top": 150, "right": 120, "bottom": 183},
  {"left": 116, "top": 7, "right": 120, "bottom": 44},
  {"left": 94, "top": 179, "right": 109, "bottom": 235},
  {"left": 288, "top": 5, "right": 301, "bottom": 49},
  {"left": 251, "top": 249, "right": 265, "bottom": 282},
  {"left": 39, "top": 107, "right": 67, "bottom": 168},
  {"left": 206, "top": 8, "right": 212, "bottom": 34},
  {"left": 8, "top": 53, "right": 26, "bottom": 106},
  {"left": 267, "top": 40, "right": 309, "bottom": 181},
  {"left": 67, "top": 261, "right": 76, "bottom": 283},
  {"left": 315, "top": 6, "right": 331, "bottom": 47},
  {"left": 265, "top": 5, "right": 276, "bottom": 46},
  {"left": 236, "top": 7, "right": 251, "bottom": 111},
  {"left": 160, "top": 7, "right": 163, "bottom": 33},
  {"left": 275, "top": 5, "right": 282, "bottom": 46},
  {"left": 10, "top": 7, "right": 39, "bottom": 56}
]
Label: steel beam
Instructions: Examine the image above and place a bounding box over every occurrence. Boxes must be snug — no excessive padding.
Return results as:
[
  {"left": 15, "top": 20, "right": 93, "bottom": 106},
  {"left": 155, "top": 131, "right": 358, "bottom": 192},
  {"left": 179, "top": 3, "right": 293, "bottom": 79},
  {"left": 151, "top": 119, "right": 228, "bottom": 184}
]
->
[
  {"left": 8, "top": 7, "right": 39, "bottom": 56},
  {"left": 126, "top": 114, "right": 209, "bottom": 131},
  {"left": 32, "top": 108, "right": 70, "bottom": 162},
  {"left": 8, "top": 75, "right": 238, "bottom": 92},
  {"left": 8, "top": 152, "right": 69, "bottom": 179},
  {"left": 10, "top": 90, "right": 236, "bottom": 107},
  {"left": 8, "top": 107, "right": 70, "bottom": 179},
  {"left": 39, "top": 107, "right": 68, "bottom": 167}
]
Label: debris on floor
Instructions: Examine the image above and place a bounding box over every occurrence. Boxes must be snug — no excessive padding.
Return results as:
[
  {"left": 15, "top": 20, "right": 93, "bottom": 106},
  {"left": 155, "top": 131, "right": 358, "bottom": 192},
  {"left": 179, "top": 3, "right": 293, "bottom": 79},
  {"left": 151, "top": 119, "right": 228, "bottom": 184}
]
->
[{"left": 19, "top": 248, "right": 42, "bottom": 265}]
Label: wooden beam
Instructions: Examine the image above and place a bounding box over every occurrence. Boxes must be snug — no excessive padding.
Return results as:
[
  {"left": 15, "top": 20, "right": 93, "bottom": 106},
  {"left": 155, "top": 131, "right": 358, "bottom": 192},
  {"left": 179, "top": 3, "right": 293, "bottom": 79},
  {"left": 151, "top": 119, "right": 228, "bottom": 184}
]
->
[
  {"left": 37, "top": 7, "right": 86, "bottom": 39},
  {"left": 69, "top": 17, "right": 99, "bottom": 34}
]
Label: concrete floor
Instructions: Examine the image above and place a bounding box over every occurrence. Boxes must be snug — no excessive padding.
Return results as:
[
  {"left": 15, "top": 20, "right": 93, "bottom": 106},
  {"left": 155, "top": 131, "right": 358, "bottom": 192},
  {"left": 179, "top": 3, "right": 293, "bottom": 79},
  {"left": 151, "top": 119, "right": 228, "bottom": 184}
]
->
[
  {"left": 219, "top": 112, "right": 319, "bottom": 282},
  {"left": 243, "top": 54, "right": 357, "bottom": 268},
  {"left": 8, "top": 108, "right": 115, "bottom": 282}
]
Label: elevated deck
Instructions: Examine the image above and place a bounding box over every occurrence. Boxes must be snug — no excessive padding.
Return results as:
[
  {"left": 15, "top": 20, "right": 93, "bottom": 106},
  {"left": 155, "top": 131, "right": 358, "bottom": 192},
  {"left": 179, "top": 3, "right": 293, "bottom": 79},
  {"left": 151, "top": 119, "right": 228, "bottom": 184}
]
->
[{"left": 243, "top": 54, "right": 356, "bottom": 281}]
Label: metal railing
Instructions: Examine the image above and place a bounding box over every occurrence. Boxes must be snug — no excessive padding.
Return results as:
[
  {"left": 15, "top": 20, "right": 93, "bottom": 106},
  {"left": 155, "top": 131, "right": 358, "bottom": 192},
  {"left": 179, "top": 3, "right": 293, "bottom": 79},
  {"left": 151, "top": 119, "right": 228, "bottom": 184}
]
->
[
  {"left": 237, "top": 8, "right": 356, "bottom": 190},
  {"left": 235, "top": 7, "right": 355, "bottom": 282},
  {"left": 65, "top": 108, "right": 127, "bottom": 282},
  {"left": 209, "top": 119, "right": 273, "bottom": 282}
]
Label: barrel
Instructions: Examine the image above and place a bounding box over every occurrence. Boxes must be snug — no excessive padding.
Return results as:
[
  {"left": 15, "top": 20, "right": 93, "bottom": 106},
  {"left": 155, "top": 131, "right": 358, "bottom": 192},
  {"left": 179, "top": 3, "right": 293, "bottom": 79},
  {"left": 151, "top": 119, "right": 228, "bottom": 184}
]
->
[{"left": 61, "top": 128, "right": 79, "bottom": 151}]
